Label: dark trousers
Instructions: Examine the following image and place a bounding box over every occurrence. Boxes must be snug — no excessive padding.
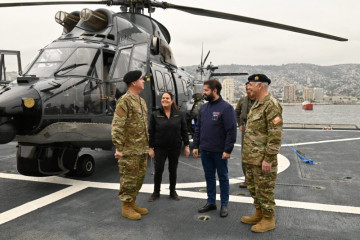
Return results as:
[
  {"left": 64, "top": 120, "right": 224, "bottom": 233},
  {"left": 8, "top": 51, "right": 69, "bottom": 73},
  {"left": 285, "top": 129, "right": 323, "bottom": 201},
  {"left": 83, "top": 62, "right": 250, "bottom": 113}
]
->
[
  {"left": 200, "top": 150, "right": 229, "bottom": 206},
  {"left": 153, "top": 147, "right": 181, "bottom": 193}
]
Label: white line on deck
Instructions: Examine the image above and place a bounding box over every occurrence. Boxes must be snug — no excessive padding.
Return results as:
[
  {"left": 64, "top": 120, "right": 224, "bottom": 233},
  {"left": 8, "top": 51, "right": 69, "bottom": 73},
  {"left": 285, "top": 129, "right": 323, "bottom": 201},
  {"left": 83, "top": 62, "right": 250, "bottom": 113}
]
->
[
  {"left": 233, "top": 136, "right": 360, "bottom": 148},
  {"left": 0, "top": 185, "right": 87, "bottom": 225},
  {"left": 0, "top": 155, "right": 16, "bottom": 161},
  {"left": 283, "top": 137, "right": 360, "bottom": 147},
  {"left": 1, "top": 159, "right": 360, "bottom": 226}
]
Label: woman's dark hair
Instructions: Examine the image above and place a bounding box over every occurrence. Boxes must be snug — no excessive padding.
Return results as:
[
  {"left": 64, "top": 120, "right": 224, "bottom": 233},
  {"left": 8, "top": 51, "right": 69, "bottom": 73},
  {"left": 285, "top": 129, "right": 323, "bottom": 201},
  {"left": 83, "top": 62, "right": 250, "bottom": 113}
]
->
[
  {"left": 161, "top": 91, "right": 178, "bottom": 109},
  {"left": 204, "top": 78, "right": 222, "bottom": 95}
]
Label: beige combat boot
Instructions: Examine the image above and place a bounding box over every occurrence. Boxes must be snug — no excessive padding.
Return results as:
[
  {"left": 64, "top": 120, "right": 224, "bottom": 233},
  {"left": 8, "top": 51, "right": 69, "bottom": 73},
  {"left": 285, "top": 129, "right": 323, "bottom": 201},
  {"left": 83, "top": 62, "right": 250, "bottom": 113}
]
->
[
  {"left": 241, "top": 208, "right": 263, "bottom": 224},
  {"left": 251, "top": 216, "right": 276, "bottom": 233},
  {"left": 122, "top": 202, "right": 141, "bottom": 220},
  {"left": 131, "top": 200, "right": 148, "bottom": 215}
]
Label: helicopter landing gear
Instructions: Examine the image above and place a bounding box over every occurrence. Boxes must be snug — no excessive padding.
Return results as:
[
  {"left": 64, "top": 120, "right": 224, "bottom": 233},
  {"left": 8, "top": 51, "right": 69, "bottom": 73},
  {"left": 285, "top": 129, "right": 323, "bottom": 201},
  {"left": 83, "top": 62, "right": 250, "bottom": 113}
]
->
[
  {"left": 74, "top": 154, "right": 95, "bottom": 177},
  {"left": 16, "top": 144, "right": 81, "bottom": 177},
  {"left": 16, "top": 144, "right": 45, "bottom": 176}
]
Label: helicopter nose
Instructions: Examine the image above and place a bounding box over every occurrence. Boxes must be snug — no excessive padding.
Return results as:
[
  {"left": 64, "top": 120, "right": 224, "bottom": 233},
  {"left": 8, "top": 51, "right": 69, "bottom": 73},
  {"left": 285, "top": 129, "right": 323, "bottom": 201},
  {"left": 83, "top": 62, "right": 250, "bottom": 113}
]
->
[
  {"left": 0, "top": 85, "right": 42, "bottom": 141},
  {"left": 0, "top": 122, "right": 16, "bottom": 144}
]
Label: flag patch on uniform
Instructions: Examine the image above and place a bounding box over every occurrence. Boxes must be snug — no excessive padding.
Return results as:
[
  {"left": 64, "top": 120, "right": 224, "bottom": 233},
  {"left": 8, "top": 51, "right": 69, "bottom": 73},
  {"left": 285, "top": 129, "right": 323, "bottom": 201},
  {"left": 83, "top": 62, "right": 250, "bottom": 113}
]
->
[{"left": 272, "top": 116, "right": 282, "bottom": 125}]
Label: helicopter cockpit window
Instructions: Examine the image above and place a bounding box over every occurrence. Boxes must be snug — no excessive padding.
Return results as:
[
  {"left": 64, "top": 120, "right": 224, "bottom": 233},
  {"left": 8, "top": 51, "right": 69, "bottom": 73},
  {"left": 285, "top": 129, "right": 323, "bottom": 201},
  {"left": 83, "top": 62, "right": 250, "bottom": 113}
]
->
[
  {"left": 57, "top": 48, "right": 100, "bottom": 77},
  {"left": 26, "top": 48, "right": 101, "bottom": 78},
  {"left": 129, "top": 43, "right": 147, "bottom": 74},
  {"left": 27, "top": 48, "right": 73, "bottom": 78}
]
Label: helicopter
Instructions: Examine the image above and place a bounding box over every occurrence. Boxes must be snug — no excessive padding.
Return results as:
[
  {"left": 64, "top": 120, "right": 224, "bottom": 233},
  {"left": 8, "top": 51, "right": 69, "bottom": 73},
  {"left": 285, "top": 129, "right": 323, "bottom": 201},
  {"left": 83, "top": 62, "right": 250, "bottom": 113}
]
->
[
  {"left": 191, "top": 47, "right": 249, "bottom": 94},
  {"left": 197, "top": 49, "right": 248, "bottom": 80},
  {"left": 0, "top": 0, "right": 347, "bottom": 177}
]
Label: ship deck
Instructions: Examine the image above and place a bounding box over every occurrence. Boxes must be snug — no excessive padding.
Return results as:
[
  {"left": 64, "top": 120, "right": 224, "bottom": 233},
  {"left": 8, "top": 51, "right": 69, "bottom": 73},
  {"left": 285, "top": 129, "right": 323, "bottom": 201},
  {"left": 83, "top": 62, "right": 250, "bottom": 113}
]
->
[{"left": 0, "top": 129, "right": 359, "bottom": 239}]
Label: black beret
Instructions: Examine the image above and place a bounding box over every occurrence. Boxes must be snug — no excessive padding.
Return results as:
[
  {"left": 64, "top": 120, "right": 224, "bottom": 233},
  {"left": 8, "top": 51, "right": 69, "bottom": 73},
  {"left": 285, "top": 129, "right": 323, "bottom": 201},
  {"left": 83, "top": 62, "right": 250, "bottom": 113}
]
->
[
  {"left": 123, "top": 70, "right": 142, "bottom": 83},
  {"left": 248, "top": 74, "right": 271, "bottom": 85}
]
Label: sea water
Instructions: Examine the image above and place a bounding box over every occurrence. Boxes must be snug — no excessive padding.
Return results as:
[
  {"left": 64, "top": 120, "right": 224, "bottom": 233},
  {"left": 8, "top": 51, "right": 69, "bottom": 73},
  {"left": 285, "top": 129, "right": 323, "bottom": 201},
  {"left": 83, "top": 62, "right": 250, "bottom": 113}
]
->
[{"left": 282, "top": 104, "right": 360, "bottom": 126}]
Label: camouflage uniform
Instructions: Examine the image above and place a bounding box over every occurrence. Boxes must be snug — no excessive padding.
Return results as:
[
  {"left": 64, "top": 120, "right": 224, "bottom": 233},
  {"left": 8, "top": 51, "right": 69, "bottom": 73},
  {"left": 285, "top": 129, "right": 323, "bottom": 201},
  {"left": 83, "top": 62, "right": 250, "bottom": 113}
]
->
[
  {"left": 191, "top": 98, "right": 204, "bottom": 121},
  {"left": 242, "top": 94, "right": 283, "bottom": 217},
  {"left": 111, "top": 91, "right": 149, "bottom": 202},
  {"left": 235, "top": 96, "right": 256, "bottom": 176},
  {"left": 187, "top": 93, "right": 204, "bottom": 135}
]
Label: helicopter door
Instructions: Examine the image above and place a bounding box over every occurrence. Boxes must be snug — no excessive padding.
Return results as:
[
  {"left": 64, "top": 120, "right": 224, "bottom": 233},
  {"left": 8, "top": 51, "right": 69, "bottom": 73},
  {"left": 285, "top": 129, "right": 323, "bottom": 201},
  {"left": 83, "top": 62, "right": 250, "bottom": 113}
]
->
[
  {"left": 102, "top": 50, "right": 116, "bottom": 113},
  {"left": 151, "top": 65, "right": 175, "bottom": 110},
  {"left": 83, "top": 49, "right": 104, "bottom": 114},
  {"left": 105, "top": 47, "right": 131, "bottom": 113},
  {"left": 173, "top": 73, "right": 190, "bottom": 110}
]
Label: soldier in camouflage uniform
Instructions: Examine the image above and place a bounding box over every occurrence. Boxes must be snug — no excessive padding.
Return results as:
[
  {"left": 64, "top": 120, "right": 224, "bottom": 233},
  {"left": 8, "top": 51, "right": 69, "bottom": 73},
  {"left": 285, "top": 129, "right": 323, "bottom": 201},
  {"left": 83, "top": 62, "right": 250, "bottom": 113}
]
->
[
  {"left": 190, "top": 93, "right": 204, "bottom": 121},
  {"left": 235, "top": 82, "right": 256, "bottom": 188},
  {"left": 186, "top": 93, "right": 204, "bottom": 136},
  {"left": 111, "top": 70, "right": 149, "bottom": 221},
  {"left": 240, "top": 74, "right": 283, "bottom": 233}
]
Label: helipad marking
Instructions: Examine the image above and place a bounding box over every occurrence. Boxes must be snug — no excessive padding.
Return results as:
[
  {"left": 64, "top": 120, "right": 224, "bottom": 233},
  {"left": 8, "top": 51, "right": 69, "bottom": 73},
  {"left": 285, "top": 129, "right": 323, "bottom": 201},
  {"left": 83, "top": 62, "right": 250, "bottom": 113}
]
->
[
  {"left": 1, "top": 136, "right": 359, "bottom": 224},
  {"left": 0, "top": 185, "right": 87, "bottom": 225},
  {"left": 282, "top": 137, "right": 360, "bottom": 147},
  {"left": 0, "top": 154, "right": 16, "bottom": 161},
  {"left": 233, "top": 136, "right": 360, "bottom": 148}
]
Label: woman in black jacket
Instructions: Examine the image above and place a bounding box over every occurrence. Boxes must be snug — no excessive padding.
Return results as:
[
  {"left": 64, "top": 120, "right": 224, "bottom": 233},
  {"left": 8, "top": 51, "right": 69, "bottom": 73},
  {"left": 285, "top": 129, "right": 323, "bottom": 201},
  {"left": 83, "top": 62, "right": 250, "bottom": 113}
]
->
[{"left": 148, "top": 92, "right": 190, "bottom": 201}]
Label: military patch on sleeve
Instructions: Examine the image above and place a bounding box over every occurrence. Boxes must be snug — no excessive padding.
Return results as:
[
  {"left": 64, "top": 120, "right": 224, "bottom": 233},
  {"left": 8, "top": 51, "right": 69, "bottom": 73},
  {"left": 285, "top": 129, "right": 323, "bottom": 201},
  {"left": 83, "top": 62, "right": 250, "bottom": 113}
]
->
[
  {"left": 272, "top": 116, "right": 282, "bottom": 125},
  {"left": 115, "top": 106, "right": 126, "bottom": 117}
]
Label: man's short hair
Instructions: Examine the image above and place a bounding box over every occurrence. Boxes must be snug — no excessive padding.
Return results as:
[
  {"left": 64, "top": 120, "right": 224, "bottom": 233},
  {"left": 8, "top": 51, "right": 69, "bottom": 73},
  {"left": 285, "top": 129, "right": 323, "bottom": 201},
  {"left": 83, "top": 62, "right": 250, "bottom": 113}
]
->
[{"left": 204, "top": 78, "right": 222, "bottom": 95}]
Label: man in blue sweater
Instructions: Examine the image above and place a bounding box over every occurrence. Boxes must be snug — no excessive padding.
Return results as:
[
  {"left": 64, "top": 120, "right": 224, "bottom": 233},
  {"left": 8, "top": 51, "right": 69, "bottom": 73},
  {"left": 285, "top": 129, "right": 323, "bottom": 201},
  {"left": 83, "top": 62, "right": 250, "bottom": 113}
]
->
[{"left": 192, "top": 79, "right": 237, "bottom": 217}]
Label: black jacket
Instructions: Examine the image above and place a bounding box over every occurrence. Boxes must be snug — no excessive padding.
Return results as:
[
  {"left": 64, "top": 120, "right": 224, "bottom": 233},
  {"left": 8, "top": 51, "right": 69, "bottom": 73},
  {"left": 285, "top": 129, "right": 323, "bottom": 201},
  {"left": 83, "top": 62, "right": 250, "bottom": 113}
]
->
[{"left": 149, "top": 106, "right": 189, "bottom": 149}]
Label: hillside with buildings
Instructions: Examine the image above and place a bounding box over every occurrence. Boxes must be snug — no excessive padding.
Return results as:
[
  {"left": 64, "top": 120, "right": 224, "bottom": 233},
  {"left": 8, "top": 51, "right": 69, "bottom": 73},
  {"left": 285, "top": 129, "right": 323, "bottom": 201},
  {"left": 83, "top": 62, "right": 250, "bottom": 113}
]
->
[
  {"left": 183, "top": 63, "right": 360, "bottom": 104},
  {"left": 4, "top": 63, "right": 359, "bottom": 105}
]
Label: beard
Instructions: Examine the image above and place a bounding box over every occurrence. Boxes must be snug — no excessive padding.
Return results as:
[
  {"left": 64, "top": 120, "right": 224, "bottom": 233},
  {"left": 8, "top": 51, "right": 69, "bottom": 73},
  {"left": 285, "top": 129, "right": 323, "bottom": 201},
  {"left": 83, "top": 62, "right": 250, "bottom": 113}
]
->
[{"left": 204, "top": 92, "right": 215, "bottom": 102}]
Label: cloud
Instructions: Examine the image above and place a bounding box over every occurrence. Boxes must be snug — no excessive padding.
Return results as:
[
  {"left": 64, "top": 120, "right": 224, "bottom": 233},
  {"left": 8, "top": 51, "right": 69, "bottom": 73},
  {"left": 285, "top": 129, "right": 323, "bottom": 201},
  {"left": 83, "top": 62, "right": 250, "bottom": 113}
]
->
[{"left": 0, "top": 0, "right": 358, "bottom": 71}]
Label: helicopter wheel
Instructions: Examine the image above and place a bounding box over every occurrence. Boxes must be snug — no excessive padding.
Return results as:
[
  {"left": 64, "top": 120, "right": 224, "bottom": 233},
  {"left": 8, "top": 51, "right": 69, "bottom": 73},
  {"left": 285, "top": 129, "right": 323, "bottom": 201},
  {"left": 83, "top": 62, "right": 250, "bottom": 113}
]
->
[{"left": 75, "top": 154, "right": 95, "bottom": 177}]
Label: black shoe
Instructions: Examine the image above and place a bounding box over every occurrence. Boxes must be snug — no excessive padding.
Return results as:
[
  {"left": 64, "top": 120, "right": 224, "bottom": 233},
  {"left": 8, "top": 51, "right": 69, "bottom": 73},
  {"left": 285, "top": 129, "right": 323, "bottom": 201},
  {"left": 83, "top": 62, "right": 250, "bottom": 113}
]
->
[
  {"left": 170, "top": 191, "right": 181, "bottom": 201},
  {"left": 239, "top": 182, "right": 247, "bottom": 188},
  {"left": 220, "top": 205, "right": 228, "bottom": 217},
  {"left": 198, "top": 203, "right": 217, "bottom": 213},
  {"left": 148, "top": 192, "right": 160, "bottom": 202}
]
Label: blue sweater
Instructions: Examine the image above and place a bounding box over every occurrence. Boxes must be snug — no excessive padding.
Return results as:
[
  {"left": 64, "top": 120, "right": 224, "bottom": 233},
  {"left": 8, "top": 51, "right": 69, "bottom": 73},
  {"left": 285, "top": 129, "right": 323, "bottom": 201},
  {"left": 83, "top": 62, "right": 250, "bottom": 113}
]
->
[{"left": 193, "top": 97, "right": 237, "bottom": 153}]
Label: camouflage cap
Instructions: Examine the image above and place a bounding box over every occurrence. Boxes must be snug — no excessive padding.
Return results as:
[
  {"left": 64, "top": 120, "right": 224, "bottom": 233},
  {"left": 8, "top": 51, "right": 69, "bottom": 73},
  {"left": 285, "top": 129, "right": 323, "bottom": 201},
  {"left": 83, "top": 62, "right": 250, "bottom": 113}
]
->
[
  {"left": 248, "top": 74, "right": 271, "bottom": 85},
  {"left": 124, "top": 70, "right": 142, "bottom": 83}
]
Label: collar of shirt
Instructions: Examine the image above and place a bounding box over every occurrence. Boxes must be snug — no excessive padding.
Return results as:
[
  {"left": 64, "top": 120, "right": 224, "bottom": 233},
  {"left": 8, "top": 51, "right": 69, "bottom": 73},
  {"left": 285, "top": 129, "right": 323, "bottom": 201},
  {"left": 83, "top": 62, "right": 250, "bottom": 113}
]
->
[{"left": 253, "top": 94, "right": 270, "bottom": 109}]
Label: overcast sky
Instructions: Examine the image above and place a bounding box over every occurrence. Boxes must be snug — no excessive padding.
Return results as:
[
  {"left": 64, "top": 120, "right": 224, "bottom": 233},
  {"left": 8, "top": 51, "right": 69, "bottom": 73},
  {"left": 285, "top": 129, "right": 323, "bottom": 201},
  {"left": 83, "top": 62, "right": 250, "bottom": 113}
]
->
[{"left": 1, "top": 0, "right": 359, "bottom": 71}]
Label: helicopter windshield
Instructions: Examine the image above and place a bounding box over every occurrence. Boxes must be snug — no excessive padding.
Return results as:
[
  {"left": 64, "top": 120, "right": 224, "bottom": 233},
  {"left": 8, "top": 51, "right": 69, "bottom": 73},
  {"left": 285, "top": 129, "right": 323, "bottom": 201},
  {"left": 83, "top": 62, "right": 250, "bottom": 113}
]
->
[{"left": 26, "top": 48, "right": 100, "bottom": 78}]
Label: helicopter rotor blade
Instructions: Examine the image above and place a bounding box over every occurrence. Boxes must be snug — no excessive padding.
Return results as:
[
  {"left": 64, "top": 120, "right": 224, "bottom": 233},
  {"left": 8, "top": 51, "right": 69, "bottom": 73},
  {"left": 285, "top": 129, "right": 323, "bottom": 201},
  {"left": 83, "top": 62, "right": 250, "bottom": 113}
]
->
[
  {"left": 0, "top": 1, "right": 108, "bottom": 8},
  {"left": 0, "top": 1, "right": 347, "bottom": 41},
  {"left": 202, "top": 50, "right": 210, "bottom": 67},
  {"left": 158, "top": 2, "right": 347, "bottom": 42},
  {"left": 211, "top": 73, "right": 249, "bottom": 77}
]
